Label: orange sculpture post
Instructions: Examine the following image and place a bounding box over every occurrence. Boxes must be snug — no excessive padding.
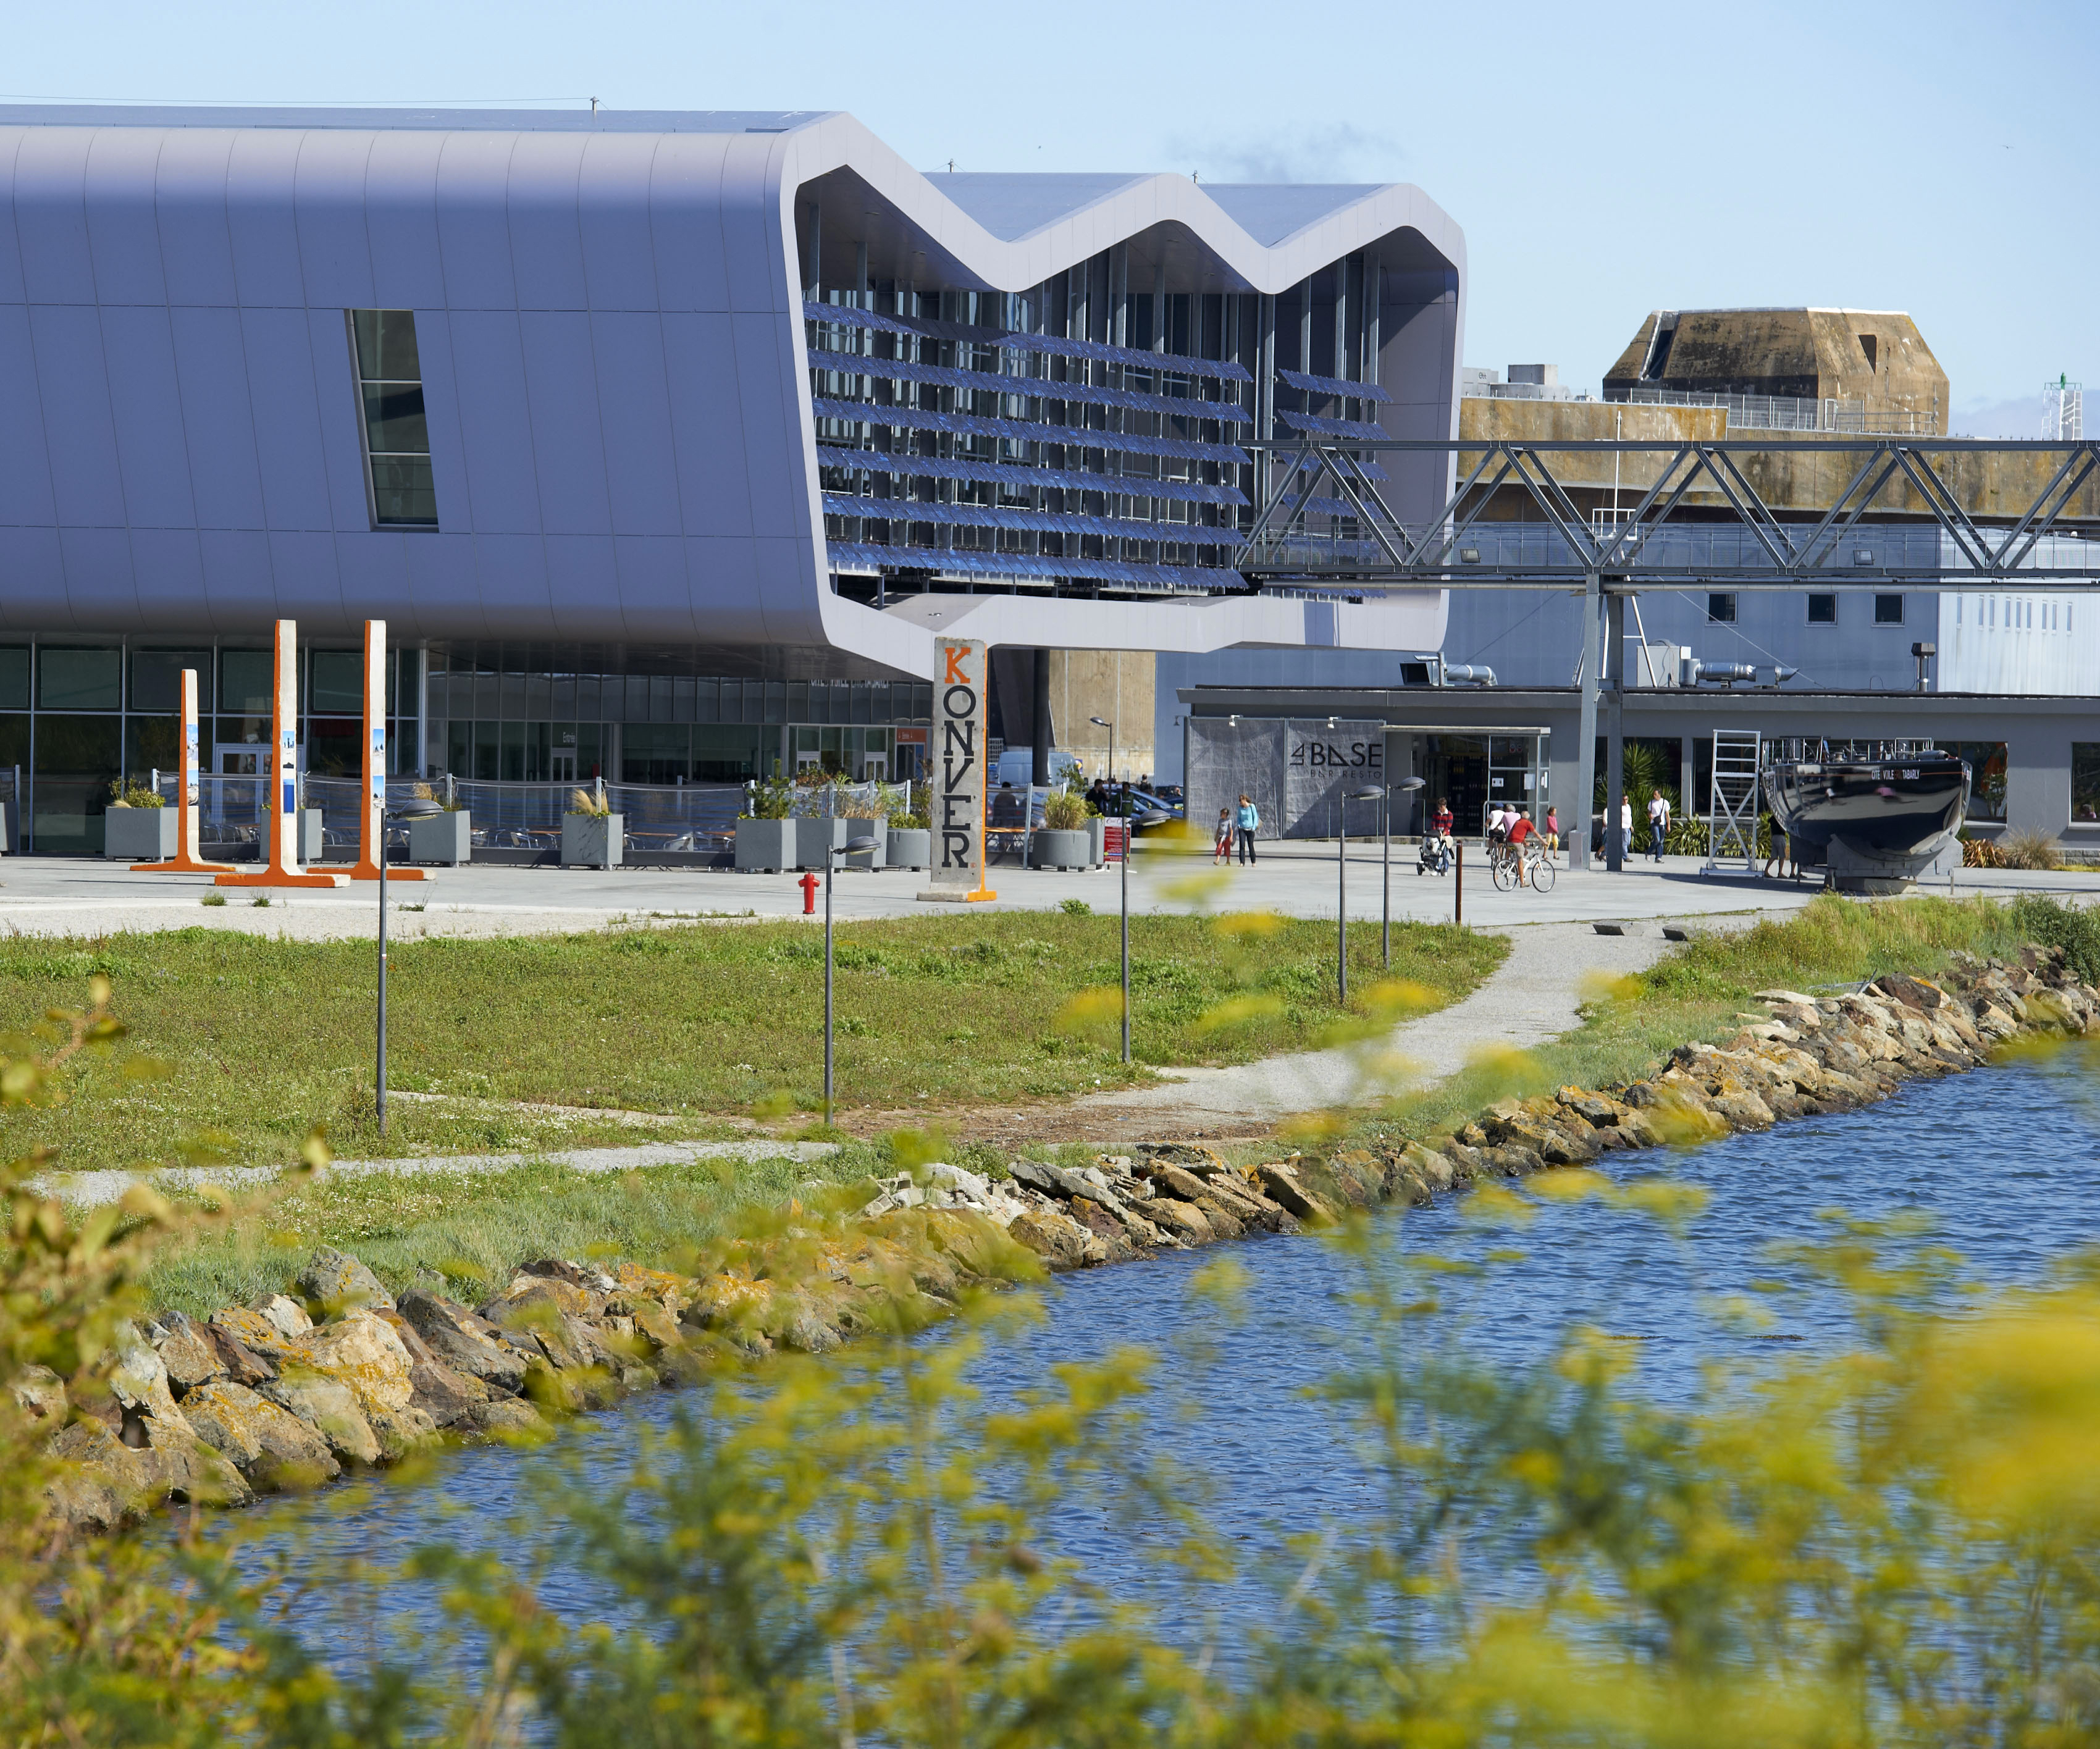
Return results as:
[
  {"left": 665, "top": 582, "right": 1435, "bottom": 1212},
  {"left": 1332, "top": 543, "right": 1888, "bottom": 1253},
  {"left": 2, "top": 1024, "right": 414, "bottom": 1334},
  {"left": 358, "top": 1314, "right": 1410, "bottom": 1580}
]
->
[
  {"left": 346, "top": 618, "right": 425, "bottom": 882},
  {"left": 131, "top": 667, "right": 233, "bottom": 873},
  {"left": 216, "top": 619, "right": 346, "bottom": 890}
]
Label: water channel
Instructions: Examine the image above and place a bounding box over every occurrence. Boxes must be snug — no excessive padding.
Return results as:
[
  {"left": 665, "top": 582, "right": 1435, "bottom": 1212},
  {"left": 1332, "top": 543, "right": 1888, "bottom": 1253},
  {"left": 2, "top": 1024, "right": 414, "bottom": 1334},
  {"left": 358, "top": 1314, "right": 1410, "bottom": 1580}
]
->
[{"left": 214, "top": 1047, "right": 2100, "bottom": 1669}]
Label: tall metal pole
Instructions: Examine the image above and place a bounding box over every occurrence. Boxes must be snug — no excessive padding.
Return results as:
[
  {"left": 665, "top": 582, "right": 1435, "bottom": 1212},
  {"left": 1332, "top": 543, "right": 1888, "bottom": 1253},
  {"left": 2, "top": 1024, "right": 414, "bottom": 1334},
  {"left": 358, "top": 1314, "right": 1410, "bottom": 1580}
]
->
[
  {"left": 1120, "top": 821, "right": 1132, "bottom": 1064},
  {"left": 377, "top": 825, "right": 388, "bottom": 1138},
  {"left": 824, "top": 847, "right": 836, "bottom": 1122},
  {"left": 1574, "top": 571, "right": 1600, "bottom": 872},
  {"left": 1337, "top": 802, "right": 1349, "bottom": 1005},
  {"left": 1380, "top": 789, "right": 1391, "bottom": 968}
]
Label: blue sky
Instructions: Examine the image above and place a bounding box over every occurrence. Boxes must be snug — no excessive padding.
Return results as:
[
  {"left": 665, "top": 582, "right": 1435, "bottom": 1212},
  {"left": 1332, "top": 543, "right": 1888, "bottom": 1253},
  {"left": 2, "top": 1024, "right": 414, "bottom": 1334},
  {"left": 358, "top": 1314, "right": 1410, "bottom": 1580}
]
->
[{"left": 10, "top": 0, "right": 2093, "bottom": 429}]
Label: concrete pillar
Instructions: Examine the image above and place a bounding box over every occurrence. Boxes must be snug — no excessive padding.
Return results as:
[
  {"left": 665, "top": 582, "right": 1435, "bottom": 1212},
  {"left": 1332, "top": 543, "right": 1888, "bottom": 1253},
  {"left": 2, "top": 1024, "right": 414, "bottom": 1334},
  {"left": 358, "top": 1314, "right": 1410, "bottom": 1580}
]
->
[
  {"left": 1573, "top": 573, "right": 1600, "bottom": 870},
  {"left": 1031, "top": 648, "right": 1052, "bottom": 787},
  {"left": 1679, "top": 732, "right": 1695, "bottom": 828},
  {"left": 1605, "top": 590, "right": 1626, "bottom": 872}
]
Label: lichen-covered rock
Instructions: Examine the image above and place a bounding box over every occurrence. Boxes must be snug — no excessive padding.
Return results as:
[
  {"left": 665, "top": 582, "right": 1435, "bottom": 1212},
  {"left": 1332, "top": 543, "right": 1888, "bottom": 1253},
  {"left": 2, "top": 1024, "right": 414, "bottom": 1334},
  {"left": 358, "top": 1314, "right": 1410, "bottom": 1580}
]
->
[
  {"left": 469, "top": 1396, "right": 546, "bottom": 1438},
  {"left": 296, "top": 1246, "right": 395, "bottom": 1314},
  {"left": 1134, "top": 1196, "right": 1215, "bottom": 1245},
  {"left": 1066, "top": 1196, "right": 1137, "bottom": 1262},
  {"left": 366, "top": 1403, "right": 438, "bottom": 1461},
  {"left": 10, "top": 1362, "right": 67, "bottom": 1425},
  {"left": 1007, "top": 1206, "right": 1093, "bottom": 1270},
  {"left": 397, "top": 1288, "right": 530, "bottom": 1393},
  {"left": 1256, "top": 1163, "right": 1336, "bottom": 1223},
  {"left": 260, "top": 1372, "right": 380, "bottom": 1466},
  {"left": 408, "top": 1359, "right": 491, "bottom": 1429},
  {"left": 211, "top": 1306, "right": 301, "bottom": 1360},
  {"left": 293, "top": 1311, "right": 416, "bottom": 1419},
  {"left": 109, "top": 1332, "right": 193, "bottom": 1437},
  {"left": 201, "top": 1320, "right": 278, "bottom": 1385},
  {"left": 151, "top": 1312, "right": 225, "bottom": 1397},
  {"left": 48, "top": 1411, "right": 251, "bottom": 1517},
  {"left": 181, "top": 1381, "right": 340, "bottom": 1491}
]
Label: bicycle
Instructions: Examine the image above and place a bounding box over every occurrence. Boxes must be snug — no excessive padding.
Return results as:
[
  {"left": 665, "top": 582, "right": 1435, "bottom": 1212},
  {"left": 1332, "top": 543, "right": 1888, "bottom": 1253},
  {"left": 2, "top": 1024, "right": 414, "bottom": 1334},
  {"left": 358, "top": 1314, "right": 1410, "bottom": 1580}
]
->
[
  {"left": 1491, "top": 837, "right": 1557, "bottom": 894},
  {"left": 1524, "top": 840, "right": 1557, "bottom": 892},
  {"left": 1488, "top": 836, "right": 1521, "bottom": 891}
]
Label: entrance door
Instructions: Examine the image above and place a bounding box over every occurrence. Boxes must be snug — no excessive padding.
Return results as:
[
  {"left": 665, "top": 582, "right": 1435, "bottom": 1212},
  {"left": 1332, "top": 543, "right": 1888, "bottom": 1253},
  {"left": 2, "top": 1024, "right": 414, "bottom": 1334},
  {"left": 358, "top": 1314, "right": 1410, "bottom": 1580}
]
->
[
  {"left": 219, "top": 749, "right": 262, "bottom": 774},
  {"left": 550, "top": 749, "right": 577, "bottom": 784}
]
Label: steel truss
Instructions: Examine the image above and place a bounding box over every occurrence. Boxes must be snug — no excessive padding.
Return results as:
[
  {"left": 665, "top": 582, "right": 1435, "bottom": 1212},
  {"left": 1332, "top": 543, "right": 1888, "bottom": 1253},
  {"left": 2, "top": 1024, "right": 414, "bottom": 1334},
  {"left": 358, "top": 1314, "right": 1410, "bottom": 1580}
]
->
[{"left": 1238, "top": 438, "right": 2100, "bottom": 589}]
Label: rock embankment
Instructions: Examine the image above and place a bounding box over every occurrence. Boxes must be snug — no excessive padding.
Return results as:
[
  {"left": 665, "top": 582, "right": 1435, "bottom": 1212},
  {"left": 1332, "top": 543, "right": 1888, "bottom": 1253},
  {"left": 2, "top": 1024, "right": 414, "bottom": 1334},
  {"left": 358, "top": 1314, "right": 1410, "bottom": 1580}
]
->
[
  {"left": 889, "top": 946, "right": 2100, "bottom": 1263},
  {"left": 22, "top": 945, "right": 2093, "bottom": 1535}
]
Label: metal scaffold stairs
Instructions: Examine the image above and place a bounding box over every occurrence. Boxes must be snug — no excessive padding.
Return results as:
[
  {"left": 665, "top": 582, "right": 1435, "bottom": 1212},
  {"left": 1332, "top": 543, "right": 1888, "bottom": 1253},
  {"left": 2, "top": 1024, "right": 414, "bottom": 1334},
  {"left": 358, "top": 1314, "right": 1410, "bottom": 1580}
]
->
[{"left": 1705, "top": 730, "right": 1762, "bottom": 874}]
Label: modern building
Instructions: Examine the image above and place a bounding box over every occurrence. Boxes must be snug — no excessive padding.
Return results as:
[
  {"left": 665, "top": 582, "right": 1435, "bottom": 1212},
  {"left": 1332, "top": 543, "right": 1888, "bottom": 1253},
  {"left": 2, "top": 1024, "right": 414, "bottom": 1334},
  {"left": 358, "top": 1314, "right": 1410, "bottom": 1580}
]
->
[{"left": 0, "top": 104, "right": 1466, "bottom": 849}]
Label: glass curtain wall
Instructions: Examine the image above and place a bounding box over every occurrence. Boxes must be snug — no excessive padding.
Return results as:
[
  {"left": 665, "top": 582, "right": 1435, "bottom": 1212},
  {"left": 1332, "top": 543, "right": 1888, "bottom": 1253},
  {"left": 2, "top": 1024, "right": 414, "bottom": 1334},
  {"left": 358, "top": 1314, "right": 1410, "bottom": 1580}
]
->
[
  {"left": 423, "top": 655, "right": 933, "bottom": 785},
  {"left": 0, "top": 640, "right": 418, "bottom": 852}
]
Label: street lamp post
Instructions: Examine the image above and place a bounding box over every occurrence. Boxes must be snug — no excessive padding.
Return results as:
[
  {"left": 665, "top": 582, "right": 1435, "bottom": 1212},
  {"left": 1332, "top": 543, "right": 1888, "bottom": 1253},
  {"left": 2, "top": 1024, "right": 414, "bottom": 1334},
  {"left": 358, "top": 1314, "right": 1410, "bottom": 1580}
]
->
[
  {"left": 1115, "top": 808, "right": 1170, "bottom": 1064},
  {"left": 1341, "top": 785, "right": 1384, "bottom": 1005},
  {"left": 1389, "top": 776, "right": 1426, "bottom": 968},
  {"left": 825, "top": 833, "right": 881, "bottom": 1123},
  {"left": 378, "top": 794, "right": 443, "bottom": 1138}
]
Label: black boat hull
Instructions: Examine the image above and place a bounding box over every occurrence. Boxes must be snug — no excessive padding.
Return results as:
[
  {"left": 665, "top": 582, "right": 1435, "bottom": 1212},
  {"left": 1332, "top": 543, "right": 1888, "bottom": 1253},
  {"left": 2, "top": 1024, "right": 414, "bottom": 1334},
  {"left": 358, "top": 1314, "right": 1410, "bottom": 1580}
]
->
[{"left": 1762, "top": 755, "right": 1969, "bottom": 863}]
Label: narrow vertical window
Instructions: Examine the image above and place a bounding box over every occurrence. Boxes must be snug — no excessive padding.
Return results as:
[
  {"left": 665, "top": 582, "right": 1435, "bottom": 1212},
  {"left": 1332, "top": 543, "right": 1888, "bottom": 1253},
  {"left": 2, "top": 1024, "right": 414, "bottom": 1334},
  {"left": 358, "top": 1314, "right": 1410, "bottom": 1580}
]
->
[{"left": 350, "top": 310, "right": 437, "bottom": 527}]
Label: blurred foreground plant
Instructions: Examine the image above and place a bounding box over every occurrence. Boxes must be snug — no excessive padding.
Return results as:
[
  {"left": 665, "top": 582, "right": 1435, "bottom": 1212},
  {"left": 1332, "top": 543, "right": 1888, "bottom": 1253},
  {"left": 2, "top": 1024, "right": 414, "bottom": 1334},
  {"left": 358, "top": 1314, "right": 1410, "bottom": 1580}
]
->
[{"left": 12, "top": 984, "right": 2100, "bottom": 1746}]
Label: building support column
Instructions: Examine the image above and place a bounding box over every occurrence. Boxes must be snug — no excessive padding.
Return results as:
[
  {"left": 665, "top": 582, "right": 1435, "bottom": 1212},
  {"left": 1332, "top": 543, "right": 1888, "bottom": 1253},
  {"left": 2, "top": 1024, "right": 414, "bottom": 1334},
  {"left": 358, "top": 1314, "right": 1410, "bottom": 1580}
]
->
[
  {"left": 1031, "top": 648, "right": 1052, "bottom": 788},
  {"left": 1679, "top": 733, "right": 1695, "bottom": 825},
  {"left": 1573, "top": 572, "right": 1600, "bottom": 871},
  {"left": 1605, "top": 588, "right": 1626, "bottom": 873}
]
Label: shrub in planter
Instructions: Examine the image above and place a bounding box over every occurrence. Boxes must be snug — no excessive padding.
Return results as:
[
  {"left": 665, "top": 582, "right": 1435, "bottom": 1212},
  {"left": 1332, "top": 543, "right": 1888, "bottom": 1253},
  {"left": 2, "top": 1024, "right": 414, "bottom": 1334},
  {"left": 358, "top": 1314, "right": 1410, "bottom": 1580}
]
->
[{"left": 563, "top": 789, "right": 623, "bottom": 868}]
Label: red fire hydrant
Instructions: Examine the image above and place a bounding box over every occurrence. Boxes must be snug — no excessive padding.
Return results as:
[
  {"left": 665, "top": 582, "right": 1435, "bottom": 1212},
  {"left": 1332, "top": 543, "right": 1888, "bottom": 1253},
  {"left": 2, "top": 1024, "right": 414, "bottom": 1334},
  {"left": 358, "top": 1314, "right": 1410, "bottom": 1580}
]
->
[{"left": 797, "top": 870, "right": 820, "bottom": 915}]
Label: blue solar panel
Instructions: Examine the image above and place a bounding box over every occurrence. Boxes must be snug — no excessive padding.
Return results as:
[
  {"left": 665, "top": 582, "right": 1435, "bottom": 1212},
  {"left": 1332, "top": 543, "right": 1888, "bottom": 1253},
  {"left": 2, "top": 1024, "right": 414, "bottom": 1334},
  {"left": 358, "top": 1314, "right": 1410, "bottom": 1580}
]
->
[
  {"left": 1277, "top": 366, "right": 1392, "bottom": 405},
  {"left": 822, "top": 492, "right": 1245, "bottom": 546},
  {"left": 807, "top": 348, "right": 1252, "bottom": 424},
  {"left": 1275, "top": 408, "right": 1390, "bottom": 442},
  {"left": 828, "top": 540, "right": 1238, "bottom": 592},
  {"left": 814, "top": 446, "right": 1248, "bottom": 506},
  {"left": 810, "top": 400, "right": 1250, "bottom": 466},
  {"left": 804, "top": 300, "right": 1252, "bottom": 382}
]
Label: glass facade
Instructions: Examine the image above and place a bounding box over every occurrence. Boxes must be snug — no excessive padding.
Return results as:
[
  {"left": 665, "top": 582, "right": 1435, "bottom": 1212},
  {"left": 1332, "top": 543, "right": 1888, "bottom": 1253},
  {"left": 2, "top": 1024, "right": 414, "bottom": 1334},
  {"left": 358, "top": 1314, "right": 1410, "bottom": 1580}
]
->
[
  {"left": 422, "top": 653, "right": 933, "bottom": 788},
  {"left": 2074, "top": 745, "right": 2100, "bottom": 826},
  {"left": 0, "top": 640, "right": 417, "bottom": 853},
  {"left": 350, "top": 310, "right": 438, "bottom": 527}
]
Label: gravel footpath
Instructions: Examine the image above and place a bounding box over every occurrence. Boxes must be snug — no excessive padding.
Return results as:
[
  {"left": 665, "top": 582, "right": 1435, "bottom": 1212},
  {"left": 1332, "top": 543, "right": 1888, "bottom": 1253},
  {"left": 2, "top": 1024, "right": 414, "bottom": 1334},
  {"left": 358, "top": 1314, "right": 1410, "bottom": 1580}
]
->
[
  {"left": 1072, "top": 917, "right": 1733, "bottom": 1126},
  {"left": 41, "top": 1137, "right": 839, "bottom": 1210}
]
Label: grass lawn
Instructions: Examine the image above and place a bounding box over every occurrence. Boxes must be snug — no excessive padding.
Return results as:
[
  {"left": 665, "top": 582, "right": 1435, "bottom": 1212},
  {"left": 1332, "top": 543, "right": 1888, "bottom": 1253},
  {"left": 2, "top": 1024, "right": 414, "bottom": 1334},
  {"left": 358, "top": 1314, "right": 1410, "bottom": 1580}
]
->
[{"left": 2, "top": 910, "right": 1503, "bottom": 1175}]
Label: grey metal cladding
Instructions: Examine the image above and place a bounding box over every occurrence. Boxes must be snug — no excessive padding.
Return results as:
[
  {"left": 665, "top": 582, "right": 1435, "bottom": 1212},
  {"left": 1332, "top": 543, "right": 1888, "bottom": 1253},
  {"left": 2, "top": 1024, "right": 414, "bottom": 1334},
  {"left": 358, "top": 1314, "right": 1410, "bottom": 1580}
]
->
[{"left": 0, "top": 109, "right": 1463, "bottom": 667}]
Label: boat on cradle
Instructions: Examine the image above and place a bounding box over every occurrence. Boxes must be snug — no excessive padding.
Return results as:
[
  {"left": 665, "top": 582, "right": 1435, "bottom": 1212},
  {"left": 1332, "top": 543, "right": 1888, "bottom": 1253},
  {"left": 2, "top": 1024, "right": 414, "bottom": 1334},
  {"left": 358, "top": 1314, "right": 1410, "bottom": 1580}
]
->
[{"left": 1762, "top": 738, "right": 1970, "bottom": 893}]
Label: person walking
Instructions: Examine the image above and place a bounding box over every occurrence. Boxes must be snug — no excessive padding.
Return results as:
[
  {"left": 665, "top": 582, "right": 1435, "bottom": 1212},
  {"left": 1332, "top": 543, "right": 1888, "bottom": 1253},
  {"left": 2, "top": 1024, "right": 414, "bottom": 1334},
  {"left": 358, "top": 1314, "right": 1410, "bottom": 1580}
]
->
[
  {"left": 1212, "top": 806, "right": 1233, "bottom": 865},
  {"left": 1762, "top": 816, "right": 1792, "bottom": 879},
  {"left": 1647, "top": 788, "right": 1670, "bottom": 862},
  {"left": 1235, "top": 793, "right": 1261, "bottom": 863},
  {"left": 1544, "top": 803, "right": 1561, "bottom": 859},
  {"left": 1619, "top": 795, "right": 1634, "bottom": 862}
]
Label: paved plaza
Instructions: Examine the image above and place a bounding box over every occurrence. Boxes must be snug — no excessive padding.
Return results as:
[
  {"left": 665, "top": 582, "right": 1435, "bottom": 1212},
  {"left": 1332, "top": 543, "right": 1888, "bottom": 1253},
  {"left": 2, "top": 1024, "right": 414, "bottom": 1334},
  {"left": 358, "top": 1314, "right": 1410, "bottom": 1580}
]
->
[{"left": 0, "top": 845, "right": 2091, "bottom": 942}]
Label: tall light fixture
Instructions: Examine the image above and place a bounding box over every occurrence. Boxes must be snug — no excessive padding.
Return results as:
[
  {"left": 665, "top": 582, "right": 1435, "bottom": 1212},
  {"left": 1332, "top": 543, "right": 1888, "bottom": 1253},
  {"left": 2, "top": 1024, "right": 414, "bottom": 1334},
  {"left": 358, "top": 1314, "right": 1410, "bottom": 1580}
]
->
[
  {"left": 1390, "top": 776, "right": 1426, "bottom": 966},
  {"left": 378, "top": 795, "right": 443, "bottom": 1137},
  {"left": 1341, "top": 785, "right": 1384, "bottom": 1004},
  {"left": 825, "top": 833, "right": 881, "bottom": 1122}
]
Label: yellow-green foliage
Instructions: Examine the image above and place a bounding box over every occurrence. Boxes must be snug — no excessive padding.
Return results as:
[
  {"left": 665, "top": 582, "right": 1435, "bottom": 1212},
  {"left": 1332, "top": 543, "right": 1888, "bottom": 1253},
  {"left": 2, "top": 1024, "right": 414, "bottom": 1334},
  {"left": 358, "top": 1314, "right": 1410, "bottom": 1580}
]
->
[{"left": 10, "top": 905, "right": 2100, "bottom": 1745}]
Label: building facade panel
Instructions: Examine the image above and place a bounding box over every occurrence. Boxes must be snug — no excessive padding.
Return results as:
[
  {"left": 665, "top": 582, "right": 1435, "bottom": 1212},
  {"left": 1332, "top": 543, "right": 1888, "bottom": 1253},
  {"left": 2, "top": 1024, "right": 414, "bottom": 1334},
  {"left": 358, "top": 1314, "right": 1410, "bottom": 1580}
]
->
[
  {"left": 518, "top": 308, "right": 615, "bottom": 534},
  {"left": 30, "top": 301, "right": 127, "bottom": 527},
  {"left": 292, "top": 130, "right": 379, "bottom": 309},
  {"left": 240, "top": 304, "right": 340, "bottom": 531},
  {"left": 224, "top": 130, "right": 307, "bottom": 306},
  {"left": 151, "top": 131, "right": 240, "bottom": 305},
  {"left": 83, "top": 127, "right": 169, "bottom": 304},
  {"left": 504, "top": 132, "right": 591, "bottom": 310},
  {"left": 591, "top": 311, "right": 682, "bottom": 536},
  {"left": 576, "top": 133, "right": 661, "bottom": 310},
  {"left": 13, "top": 129, "right": 97, "bottom": 304},
  {"left": 362, "top": 131, "right": 447, "bottom": 309}
]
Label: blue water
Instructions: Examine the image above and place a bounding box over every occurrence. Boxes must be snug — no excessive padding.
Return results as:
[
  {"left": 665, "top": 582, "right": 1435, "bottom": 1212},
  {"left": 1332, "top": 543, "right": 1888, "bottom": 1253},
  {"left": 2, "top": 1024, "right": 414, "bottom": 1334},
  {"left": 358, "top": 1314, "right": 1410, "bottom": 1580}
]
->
[{"left": 210, "top": 1048, "right": 2100, "bottom": 1663}]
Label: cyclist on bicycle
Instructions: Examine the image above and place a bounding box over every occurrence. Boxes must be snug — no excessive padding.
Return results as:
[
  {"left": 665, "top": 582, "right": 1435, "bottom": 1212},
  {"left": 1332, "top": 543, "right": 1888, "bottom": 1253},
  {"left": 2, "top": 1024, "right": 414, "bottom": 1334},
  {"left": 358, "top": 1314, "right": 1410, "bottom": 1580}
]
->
[{"left": 1506, "top": 810, "right": 1537, "bottom": 854}]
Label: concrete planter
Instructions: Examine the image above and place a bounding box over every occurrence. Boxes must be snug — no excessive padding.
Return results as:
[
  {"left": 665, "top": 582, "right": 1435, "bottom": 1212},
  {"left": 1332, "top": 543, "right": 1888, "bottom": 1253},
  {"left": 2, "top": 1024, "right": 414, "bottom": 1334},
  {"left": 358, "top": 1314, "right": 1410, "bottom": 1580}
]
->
[
  {"left": 886, "top": 826, "right": 930, "bottom": 871},
  {"left": 843, "top": 816, "right": 885, "bottom": 869},
  {"left": 735, "top": 818, "right": 796, "bottom": 871},
  {"left": 104, "top": 807, "right": 175, "bottom": 861},
  {"left": 298, "top": 808, "right": 327, "bottom": 863},
  {"left": 563, "top": 812, "right": 623, "bottom": 869},
  {"left": 409, "top": 810, "right": 472, "bottom": 866},
  {"left": 1031, "top": 828, "right": 1091, "bottom": 871},
  {"left": 794, "top": 815, "right": 845, "bottom": 870}
]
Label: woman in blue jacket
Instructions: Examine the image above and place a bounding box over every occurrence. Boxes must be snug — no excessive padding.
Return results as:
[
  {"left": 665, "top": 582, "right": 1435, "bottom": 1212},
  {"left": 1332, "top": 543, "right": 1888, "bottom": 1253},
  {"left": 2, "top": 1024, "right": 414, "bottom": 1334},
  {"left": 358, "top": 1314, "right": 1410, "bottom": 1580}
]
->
[{"left": 1235, "top": 794, "right": 1261, "bottom": 863}]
